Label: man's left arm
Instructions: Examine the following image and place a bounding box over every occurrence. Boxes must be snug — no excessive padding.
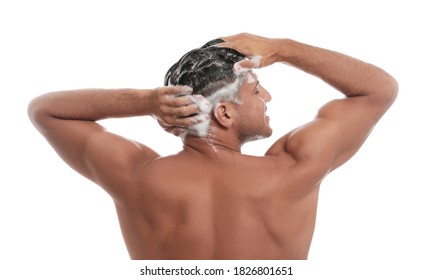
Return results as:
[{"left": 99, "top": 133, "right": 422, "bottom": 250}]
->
[
  {"left": 220, "top": 33, "right": 398, "bottom": 173},
  {"left": 28, "top": 86, "right": 199, "bottom": 199}
]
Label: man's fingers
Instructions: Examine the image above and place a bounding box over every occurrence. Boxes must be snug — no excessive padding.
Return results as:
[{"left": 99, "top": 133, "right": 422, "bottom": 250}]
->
[
  {"left": 173, "top": 115, "right": 202, "bottom": 127},
  {"left": 173, "top": 103, "right": 201, "bottom": 117},
  {"left": 156, "top": 87, "right": 212, "bottom": 136},
  {"left": 217, "top": 34, "right": 242, "bottom": 45},
  {"left": 177, "top": 85, "right": 193, "bottom": 96},
  {"left": 159, "top": 85, "right": 193, "bottom": 98},
  {"left": 233, "top": 56, "right": 262, "bottom": 74},
  {"left": 234, "top": 59, "right": 254, "bottom": 73},
  {"left": 215, "top": 41, "right": 230, "bottom": 48},
  {"left": 169, "top": 95, "right": 197, "bottom": 107},
  {"left": 216, "top": 41, "right": 241, "bottom": 53}
]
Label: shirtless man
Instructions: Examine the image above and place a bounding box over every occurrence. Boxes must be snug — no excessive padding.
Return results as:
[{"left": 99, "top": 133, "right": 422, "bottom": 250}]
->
[{"left": 28, "top": 33, "right": 398, "bottom": 259}]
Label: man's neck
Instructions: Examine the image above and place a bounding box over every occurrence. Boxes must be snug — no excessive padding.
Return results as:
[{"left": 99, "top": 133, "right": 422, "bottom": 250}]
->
[{"left": 183, "top": 135, "right": 242, "bottom": 155}]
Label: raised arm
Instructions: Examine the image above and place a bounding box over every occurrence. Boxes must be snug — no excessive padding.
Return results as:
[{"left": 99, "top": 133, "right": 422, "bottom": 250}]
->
[
  {"left": 28, "top": 86, "right": 199, "bottom": 199},
  {"left": 220, "top": 33, "right": 398, "bottom": 174}
]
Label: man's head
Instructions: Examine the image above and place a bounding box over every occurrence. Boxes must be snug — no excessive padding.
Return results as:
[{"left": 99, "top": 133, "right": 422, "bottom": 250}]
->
[
  {"left": 164, "top": 39, "right": 272, "bottom": 142},
  {"left": 164, "top": 39, "right": 245, "bottom": 99}
]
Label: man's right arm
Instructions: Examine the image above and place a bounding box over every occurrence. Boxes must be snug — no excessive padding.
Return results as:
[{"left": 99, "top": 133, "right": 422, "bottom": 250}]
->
[
  {"left": 220, "top": 33, "right": 398, "bottom": 176},
  {"left": 28, "top": 86, "right": 199, "bottom": 199}
]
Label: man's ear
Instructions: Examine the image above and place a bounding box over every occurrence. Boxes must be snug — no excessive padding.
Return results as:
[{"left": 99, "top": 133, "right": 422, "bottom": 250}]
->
[{"left": 213, "top": 102, "right": 234, "bottom": 128}]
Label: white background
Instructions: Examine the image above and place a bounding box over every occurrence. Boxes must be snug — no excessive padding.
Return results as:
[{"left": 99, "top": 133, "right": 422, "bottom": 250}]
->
[{"left": 1, "top": 0, "right": 431, "bottom": 279}]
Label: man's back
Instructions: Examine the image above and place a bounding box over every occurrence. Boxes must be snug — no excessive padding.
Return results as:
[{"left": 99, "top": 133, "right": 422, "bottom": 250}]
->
[{"left": 118, "top": 144, "right": 321, "bottom": 259}]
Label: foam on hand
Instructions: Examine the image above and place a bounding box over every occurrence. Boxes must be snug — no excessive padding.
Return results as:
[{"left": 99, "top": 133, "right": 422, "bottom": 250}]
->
[
  {"left": 182, "top": 78, "right": 243, "bottom": 139},
  {"left": 193, "top": 95, "right": 212, "bottom": 113},
  {"left": 233, "top": 55, "right": 262, "bottom": 75},
  {"left": 249, "top": 55, "right": 262, "bottom": 68},
  {"left": 244, "top": 72, "right": 257, "bottom": 84},
  {"left": 182, "top": 95, "right": 212, "bottom": 138}
]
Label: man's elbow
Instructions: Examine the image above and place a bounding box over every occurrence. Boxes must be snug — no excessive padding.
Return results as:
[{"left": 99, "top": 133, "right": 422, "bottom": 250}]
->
[
  {"left": 386, "top": 75, "right": 398, "bottom": 105},
  {"left": 377, "top": 74, "right": 398, "bottom": 110},
  {"left": 28, "top": 94, "right": 51, "bottom": 129}
]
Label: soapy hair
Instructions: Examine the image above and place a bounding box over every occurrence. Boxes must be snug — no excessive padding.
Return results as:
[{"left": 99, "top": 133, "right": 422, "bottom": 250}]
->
[{"left": 164, "top": 39, "right": 246, "bottom": 97}]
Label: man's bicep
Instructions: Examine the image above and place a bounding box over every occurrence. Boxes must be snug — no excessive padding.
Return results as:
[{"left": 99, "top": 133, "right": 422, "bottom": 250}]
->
[
  {"left": 268, "top": 97, "right": 383, "bottom": 171},
  {"left": 42, "top": 118, "right": 158, "bottom": 196},
  {"left": 315, "top": 96, "right": 386, "bottom": 169}
]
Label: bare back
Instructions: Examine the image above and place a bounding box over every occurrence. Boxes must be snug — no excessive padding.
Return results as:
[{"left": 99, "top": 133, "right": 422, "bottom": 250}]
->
[{"left": 116, "top": 146, "right": 321, "bottom": 260}]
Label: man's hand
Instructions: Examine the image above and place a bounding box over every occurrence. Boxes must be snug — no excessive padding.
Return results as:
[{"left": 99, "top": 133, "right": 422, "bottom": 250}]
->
[
  {"left": 151, "top": 86, "right": 203, "bottom": 136},
  {"left": 218, "top": 33, "right": 279, "bottom": 69}
]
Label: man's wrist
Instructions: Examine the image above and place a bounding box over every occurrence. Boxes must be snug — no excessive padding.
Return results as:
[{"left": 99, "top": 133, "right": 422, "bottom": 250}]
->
[
  {"left": 274, "top": 38, "right": 298, "bottom": 64},
  {"left": 269, "top": 38, "right": 281, "bottom": 63},
  {"left": 136, "top": 88, "right": 157, "bottom": 117}
]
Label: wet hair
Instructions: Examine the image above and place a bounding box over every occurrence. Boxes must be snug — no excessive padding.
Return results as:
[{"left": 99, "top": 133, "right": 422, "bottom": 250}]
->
[{"left": 164, "top": 39, "right": 246, "bottom": 97}]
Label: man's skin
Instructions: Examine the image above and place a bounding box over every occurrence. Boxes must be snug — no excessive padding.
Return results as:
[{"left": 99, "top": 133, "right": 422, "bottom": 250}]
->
[{"left": 28, "top": 33, "right": 398, "bottom": 259}]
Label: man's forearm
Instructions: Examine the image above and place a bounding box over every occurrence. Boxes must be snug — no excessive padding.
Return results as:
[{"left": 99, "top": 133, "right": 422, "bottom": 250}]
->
[
  {"left": 274, "top": 39, "right": 398, "bottom": 99},
  {"left": 28, "top": 88, "right": 154, "bottom": 123},
  {"left": 28, "top": 86, "right": 200, "bottom": 134}
]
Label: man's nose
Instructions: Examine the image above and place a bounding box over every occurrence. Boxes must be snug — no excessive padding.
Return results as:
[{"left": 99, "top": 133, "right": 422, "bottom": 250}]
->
[{"left": 262, "top": 88, "right": 272, "bottom": 102}]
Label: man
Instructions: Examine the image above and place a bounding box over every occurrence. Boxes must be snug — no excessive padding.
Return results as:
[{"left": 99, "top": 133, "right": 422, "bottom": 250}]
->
[{"left": 28, "top": 33, "right": 398, "bottom": 259}]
